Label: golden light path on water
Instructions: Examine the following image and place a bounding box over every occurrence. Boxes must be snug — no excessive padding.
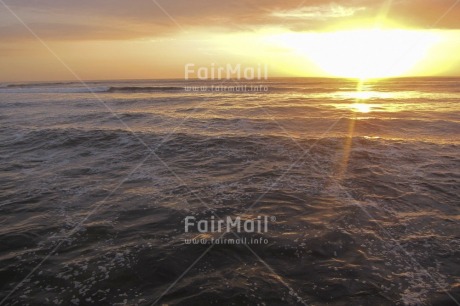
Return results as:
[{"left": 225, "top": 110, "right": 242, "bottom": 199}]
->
[
  {"left": 328, "top": 88, "right": 436, "bottom": 114},
  {"left": 338, "top": 80, "right": 382, "bottom": 179},
  {"left": 351, "top": 103, "right": 372, "bottom": 113},
  {"left": 334, "top": 80, "right": 428, "bottom": 179}
]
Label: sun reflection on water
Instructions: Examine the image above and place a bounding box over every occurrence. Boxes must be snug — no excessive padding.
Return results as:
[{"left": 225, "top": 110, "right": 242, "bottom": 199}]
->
[
  {"left": 339, "top": 90, "right": 396, "bottom": 100},
  {"left": 351, "top": 103, "right": 372, "bottom": 113}
]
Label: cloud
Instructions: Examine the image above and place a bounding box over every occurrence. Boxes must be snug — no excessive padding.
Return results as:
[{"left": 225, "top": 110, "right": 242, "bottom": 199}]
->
[
  {"left": 272, "top": 4, "right": 366, "bottom": 20},
  {"left": 0, "top": 0, "right": 459, "bottom": 43},
  {"left": 0, "top": 22, "right": 160, "bottom": 41}
]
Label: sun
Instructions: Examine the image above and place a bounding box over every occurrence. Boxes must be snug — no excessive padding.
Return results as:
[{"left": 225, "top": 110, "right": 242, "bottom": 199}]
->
[
  {"left": 268, "top": 28, "right": 441, "bottom": 79},
  {"left": 309, "top": 29, "right": 440, "bottom": 79}
]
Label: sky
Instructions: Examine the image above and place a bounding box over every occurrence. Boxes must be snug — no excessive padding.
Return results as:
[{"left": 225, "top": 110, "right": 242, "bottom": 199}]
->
[{"left": 0, "top": 0, "right": 460, "bottom": 81}]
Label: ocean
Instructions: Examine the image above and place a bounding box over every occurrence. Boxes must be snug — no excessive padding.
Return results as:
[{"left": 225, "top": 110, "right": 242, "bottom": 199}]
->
[{"left": 0, "top": 78, "right": 459, "bottom": 305}]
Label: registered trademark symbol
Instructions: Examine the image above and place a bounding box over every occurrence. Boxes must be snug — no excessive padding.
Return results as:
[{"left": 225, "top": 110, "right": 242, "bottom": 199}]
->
[{"left": 270, "top": 216, "right": 276, "bottom": 222}]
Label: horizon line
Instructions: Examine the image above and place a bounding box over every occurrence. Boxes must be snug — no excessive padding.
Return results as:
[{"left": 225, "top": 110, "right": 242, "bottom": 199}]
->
[{"left": 2, "top": 75, "right": 460, "bottom": 84}]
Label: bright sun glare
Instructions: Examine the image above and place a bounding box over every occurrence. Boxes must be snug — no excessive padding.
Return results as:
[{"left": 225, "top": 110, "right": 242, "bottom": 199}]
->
[
  {"left": 270, "top": 29, "right": 441, "bottom": 79},
  {"left": 352, "top": 103, "right": 372, "bottom": 113}
]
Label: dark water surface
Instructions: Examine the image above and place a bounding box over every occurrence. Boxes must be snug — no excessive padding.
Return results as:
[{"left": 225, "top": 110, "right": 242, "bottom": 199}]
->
[{"left": 0, "top": 78, "right": 459, "bottom": 305}]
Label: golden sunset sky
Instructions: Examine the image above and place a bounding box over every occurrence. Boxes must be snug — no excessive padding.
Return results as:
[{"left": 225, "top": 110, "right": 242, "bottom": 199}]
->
[{"left": 0, "top": 0, "right": 460, "bottom": 81}]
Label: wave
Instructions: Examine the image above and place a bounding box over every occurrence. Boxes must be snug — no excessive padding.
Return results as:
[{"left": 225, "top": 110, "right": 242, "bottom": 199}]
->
[
  {"left": 106, "top": 86, "right": 183, "bottom": 93},
  {"left": 6, "top": 82, "right": 80, "bottom": 88},
  {"left": 0, "top": 85, "right": 184, "bottom": 94},
  {"left": 0, "top": 86, "right": 108, "bottom": 94}
]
